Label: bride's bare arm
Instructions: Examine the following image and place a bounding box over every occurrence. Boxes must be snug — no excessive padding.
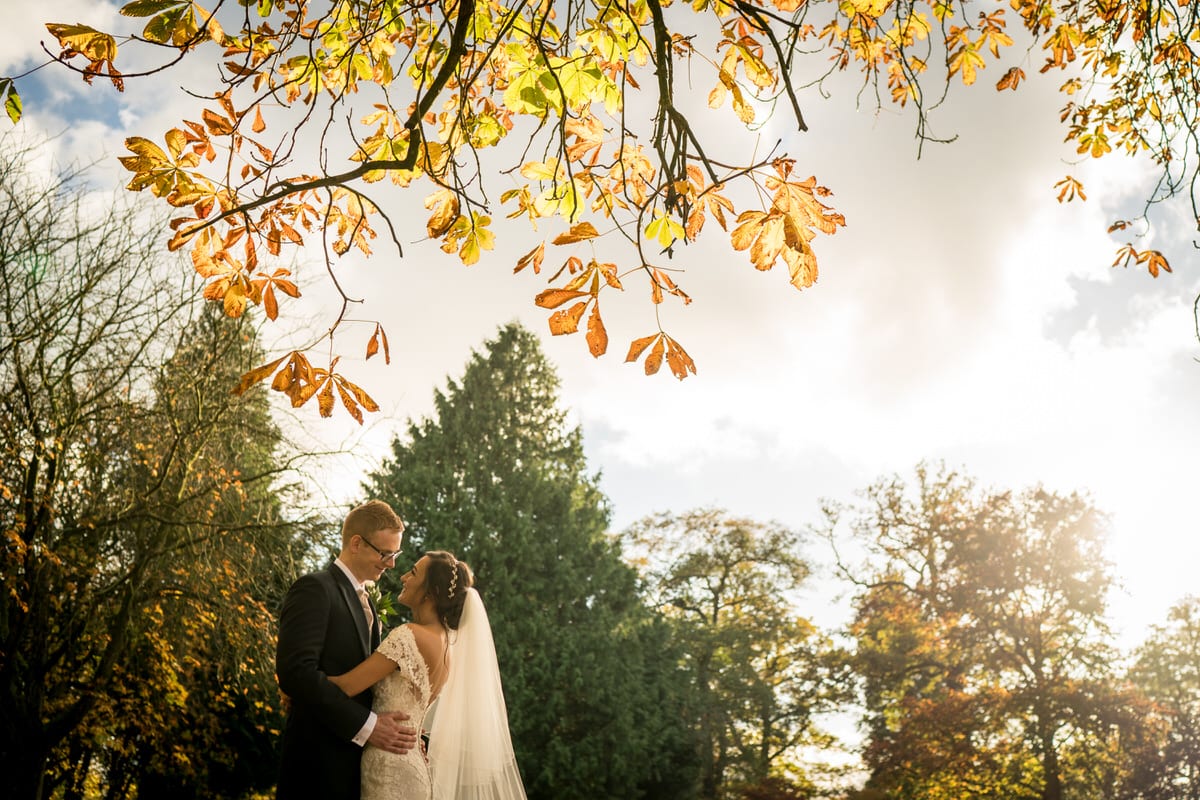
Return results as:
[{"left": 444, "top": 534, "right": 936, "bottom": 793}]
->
[{"left": 329, "top": 652, "right": 397, "bottom": 697}]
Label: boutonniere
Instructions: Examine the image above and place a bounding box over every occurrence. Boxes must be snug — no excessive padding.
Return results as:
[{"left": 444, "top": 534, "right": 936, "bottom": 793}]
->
[{"left": 363, "top": 581, "right": 397, "bottom": 628}]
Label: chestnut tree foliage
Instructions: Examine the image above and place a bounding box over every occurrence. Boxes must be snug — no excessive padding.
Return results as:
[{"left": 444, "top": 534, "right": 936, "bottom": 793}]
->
[{"left": 1, "top": 0, "right": 1191, "bottom": 419}]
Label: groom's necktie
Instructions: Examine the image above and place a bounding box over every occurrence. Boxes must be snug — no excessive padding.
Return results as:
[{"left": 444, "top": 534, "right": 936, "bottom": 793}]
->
[{"left": 356, "top": 587, "right": 375, "bottom": 631}]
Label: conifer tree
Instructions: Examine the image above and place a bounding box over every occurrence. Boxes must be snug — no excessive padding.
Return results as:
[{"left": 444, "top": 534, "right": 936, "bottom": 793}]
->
[{"left": 363, "top": 323, "right": 697, "bottom": 800}]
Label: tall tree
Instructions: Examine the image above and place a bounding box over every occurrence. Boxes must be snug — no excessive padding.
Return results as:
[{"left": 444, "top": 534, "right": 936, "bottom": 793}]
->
[
  {"left": 0, "top": 139, "right": 319, "bottom": 799},
  {"left": 5, "top": 0, "right": 1190, "bottom": 414},
  {"left": 362, "top": 323, "right": 697, "bottom": 800},
  {"left": 827, "top": 463, "right": 1132, "bottom": 800},
  {"left": 624, "top": 508, "right": 851, "bottom": 800}
]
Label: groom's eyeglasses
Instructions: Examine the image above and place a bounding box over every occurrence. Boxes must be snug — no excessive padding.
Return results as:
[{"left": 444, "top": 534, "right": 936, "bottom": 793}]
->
[{"left": 359, "top": 536, "right": 400, "bottom": 563}]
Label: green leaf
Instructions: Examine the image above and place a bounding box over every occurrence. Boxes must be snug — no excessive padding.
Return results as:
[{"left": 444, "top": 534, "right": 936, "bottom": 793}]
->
[
  {"left": 120, "top": 0, "right": 186, "bottom": 17},
  {"left": 0, "top": 79, "right": 20, "bottom": 124}
]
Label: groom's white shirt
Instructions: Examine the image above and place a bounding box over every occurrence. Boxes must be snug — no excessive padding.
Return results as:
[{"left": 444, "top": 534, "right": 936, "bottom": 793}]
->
[{"left": 334, "top": 558, "right": 378, "bottom": 746}]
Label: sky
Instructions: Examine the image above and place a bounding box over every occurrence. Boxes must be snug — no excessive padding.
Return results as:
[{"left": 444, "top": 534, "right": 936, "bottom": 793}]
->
[{"left": 4, "top": 2, "right": 1199, "bottom": 650}]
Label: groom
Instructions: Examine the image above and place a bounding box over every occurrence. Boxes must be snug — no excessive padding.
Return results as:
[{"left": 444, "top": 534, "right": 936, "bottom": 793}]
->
[{"left": 276, "top": 499, "right": 418, "bottom": 800}]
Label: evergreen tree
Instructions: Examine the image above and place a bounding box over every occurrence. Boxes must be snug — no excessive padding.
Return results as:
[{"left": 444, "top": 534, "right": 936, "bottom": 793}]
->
[{"left": 363, "top": 323, "right": 697, "bottom": 800}]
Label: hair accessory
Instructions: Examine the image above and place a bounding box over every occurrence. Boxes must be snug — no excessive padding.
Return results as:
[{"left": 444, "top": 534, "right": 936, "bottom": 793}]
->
[{"left": 447, "top": 555, "right": 459, "bottom": 599}]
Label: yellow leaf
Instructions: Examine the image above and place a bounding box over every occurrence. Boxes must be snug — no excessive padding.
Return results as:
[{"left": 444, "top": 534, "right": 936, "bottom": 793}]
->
[
  {"left": 46, "top": 23, "right": 117, "bottom": 62},
  {"left": 424, "top": 189, "right": 459, "bottom": 238},
  {"left": 223, "top": 282, "right": 248, "bottom": 317}
]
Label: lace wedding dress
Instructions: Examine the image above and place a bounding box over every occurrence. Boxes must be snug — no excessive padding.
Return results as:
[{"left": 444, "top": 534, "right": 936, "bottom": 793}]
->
[
  {"left": 362, "top": 590, "right": 526, "bottom": 800},
  {"left": 361, "top": 626, "right": 434, "bottom": 800}
]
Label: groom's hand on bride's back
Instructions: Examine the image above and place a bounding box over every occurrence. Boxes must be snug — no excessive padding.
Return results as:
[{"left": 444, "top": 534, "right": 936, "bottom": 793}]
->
[{"left": 368, "top": 711, "right": 418, "bottom": 755}]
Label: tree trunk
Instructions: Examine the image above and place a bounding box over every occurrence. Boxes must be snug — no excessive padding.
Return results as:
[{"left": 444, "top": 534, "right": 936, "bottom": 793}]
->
[
  {"left": 1040, "top": 731, "right": 1063, "bottom": 800},
  {"left": 2, "top": 724, "right": 51, "bottom": 800}
]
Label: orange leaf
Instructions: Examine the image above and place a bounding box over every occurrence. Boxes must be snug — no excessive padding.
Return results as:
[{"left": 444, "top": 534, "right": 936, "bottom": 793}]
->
[
  {"left": 340, "top": 377, "right": 379, "bottom": 414},
  {"left": 552, "top": 222, "right": 600, "bottom": 245},
  {"left": 549, "top": 300, "right": 589, "bottom": 335},
  {"left": 664, "top": 336, "right": 697, "bottom": 380},
  {"left": 996, "top": 66, "right": 1025, "bottom": 91},
  {"left": 1139, "top": 249, "right": 1171, "bottom": 278},
  {"left": 334, "top": 379, "right": 364, "bottom": 424},
  {"left": 366, "top": 328, "right": 380, "bottom": 359},
  {"left": 586, "top": 304, "right": 608, "bottom": 357},
  {"left": 1111, "top": 243, "right": 1137, "bottom": 269},
  {"left": 317, "top": 376, "right": 335, "bottom": 417},
  {"left": 232, "top": 355, "right": 287, "bottom": 396},
  {"left": 535, "top": 288, "right": 590, "bottom": 309},
  {"left": 251, "top": 105, "right": 266, "bottom": 133},
  {"left": 625, "top": 334, "right": 660, "bottom": 363},
  {"left": 263, "top": 282, "right": 278, "bottom": 320},
  {"left": 202, "top": 107, "right": 235, "bottom": 136},
  {"left": 644, "top": 336, "right": 665, "bottom": 375},
  {"left": 515, "top": 242, "right": 545, "bottom": 274}
]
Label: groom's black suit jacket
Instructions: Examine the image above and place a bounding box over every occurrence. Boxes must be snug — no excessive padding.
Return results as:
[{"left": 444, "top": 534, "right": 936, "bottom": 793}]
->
[{"left": 276, "top": 563, "right": 381, "bottom": 800}]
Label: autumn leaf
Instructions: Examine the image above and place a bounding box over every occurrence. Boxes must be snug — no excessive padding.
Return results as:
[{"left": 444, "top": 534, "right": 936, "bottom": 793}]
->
[
  {"left": 366, "top": 323, "right": 390, "bottom": 362},
  {"left": 625, "top": 334, "right": 660, "bottom": 363},
  {"left": 644, "top": 336, "right": 666, "bottom": 375},
  {"left": 548, "top": 300, "right": 589, "bottom": 335},
  {"left": 46, "top": 23, "right": 118, "bottom": 62},
  {"left": 232, "top": 354, "right": 287, "bottom": 395},
  {"left": 1054, "top": 175, "right": 1086, "bottom": 202},
  {"left": 535, "top": 288, "right": 590, "bottom": 309},
  {"left": 663, "top": 335, "right": 697, "bottom": 380},
  {"left": 459, "top": 213, "right": 496, "bottom": 265},
  {"left": 317, "top": 374, "right": 336, "bottom": 417},
  {"left": 650, "top": 269, "right": 691, "bottom": 305},
  {"left": 645, "top": 214, "right": 685, "bottom": 249},
  {"left": 514, "top": 242, "right": 545, "bottom": 274},
  {"left": 586, "top": 304, "right": 608, "bottom": 357},
  {"left": 552, "top": 221, "right": 600, "bottom": 244},
  {"left": 1140, "top": 249, "right": 1171, "bottom": 278},
  {"left": 564, "top": 114, "right": 606, "bottom": 163},
  {"left": 948, "top": 43, "right": 987, "bottom": 85},
  {"left": 996, "top": 66, "right": 1025, "bottom": 91},
  {"left": 424, "top": 189, "right": 459, "bottom": 238}
]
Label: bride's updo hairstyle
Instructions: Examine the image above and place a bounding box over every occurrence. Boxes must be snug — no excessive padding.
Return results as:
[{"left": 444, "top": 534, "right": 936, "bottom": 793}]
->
[{"left": 423, "top": 550, "right": 474, "bottom": 630}]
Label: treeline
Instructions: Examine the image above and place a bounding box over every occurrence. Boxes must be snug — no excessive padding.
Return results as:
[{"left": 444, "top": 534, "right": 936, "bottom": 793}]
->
[{"left": 2, "top": 145, "right": 1198, "bottom": 800}]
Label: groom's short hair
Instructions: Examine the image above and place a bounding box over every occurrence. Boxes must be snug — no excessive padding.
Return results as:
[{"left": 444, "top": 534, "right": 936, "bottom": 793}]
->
[{"left": 342, "top": 499, "right": 404, "bottom": 546}]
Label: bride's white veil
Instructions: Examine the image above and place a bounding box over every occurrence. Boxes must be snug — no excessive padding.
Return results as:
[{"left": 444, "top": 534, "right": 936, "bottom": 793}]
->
[{"left": 427, "top": 587, "right": 526, "bottom": 800}]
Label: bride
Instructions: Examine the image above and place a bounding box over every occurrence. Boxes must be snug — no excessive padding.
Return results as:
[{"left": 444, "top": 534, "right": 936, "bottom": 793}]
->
[{"left": 329, "top": 551, "right": 526, "bottom": 800}]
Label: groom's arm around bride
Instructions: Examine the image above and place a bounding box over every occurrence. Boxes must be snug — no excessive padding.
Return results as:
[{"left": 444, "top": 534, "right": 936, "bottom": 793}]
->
[{"left": 275, "top": 500, "right": 417, "bottom": 800}]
